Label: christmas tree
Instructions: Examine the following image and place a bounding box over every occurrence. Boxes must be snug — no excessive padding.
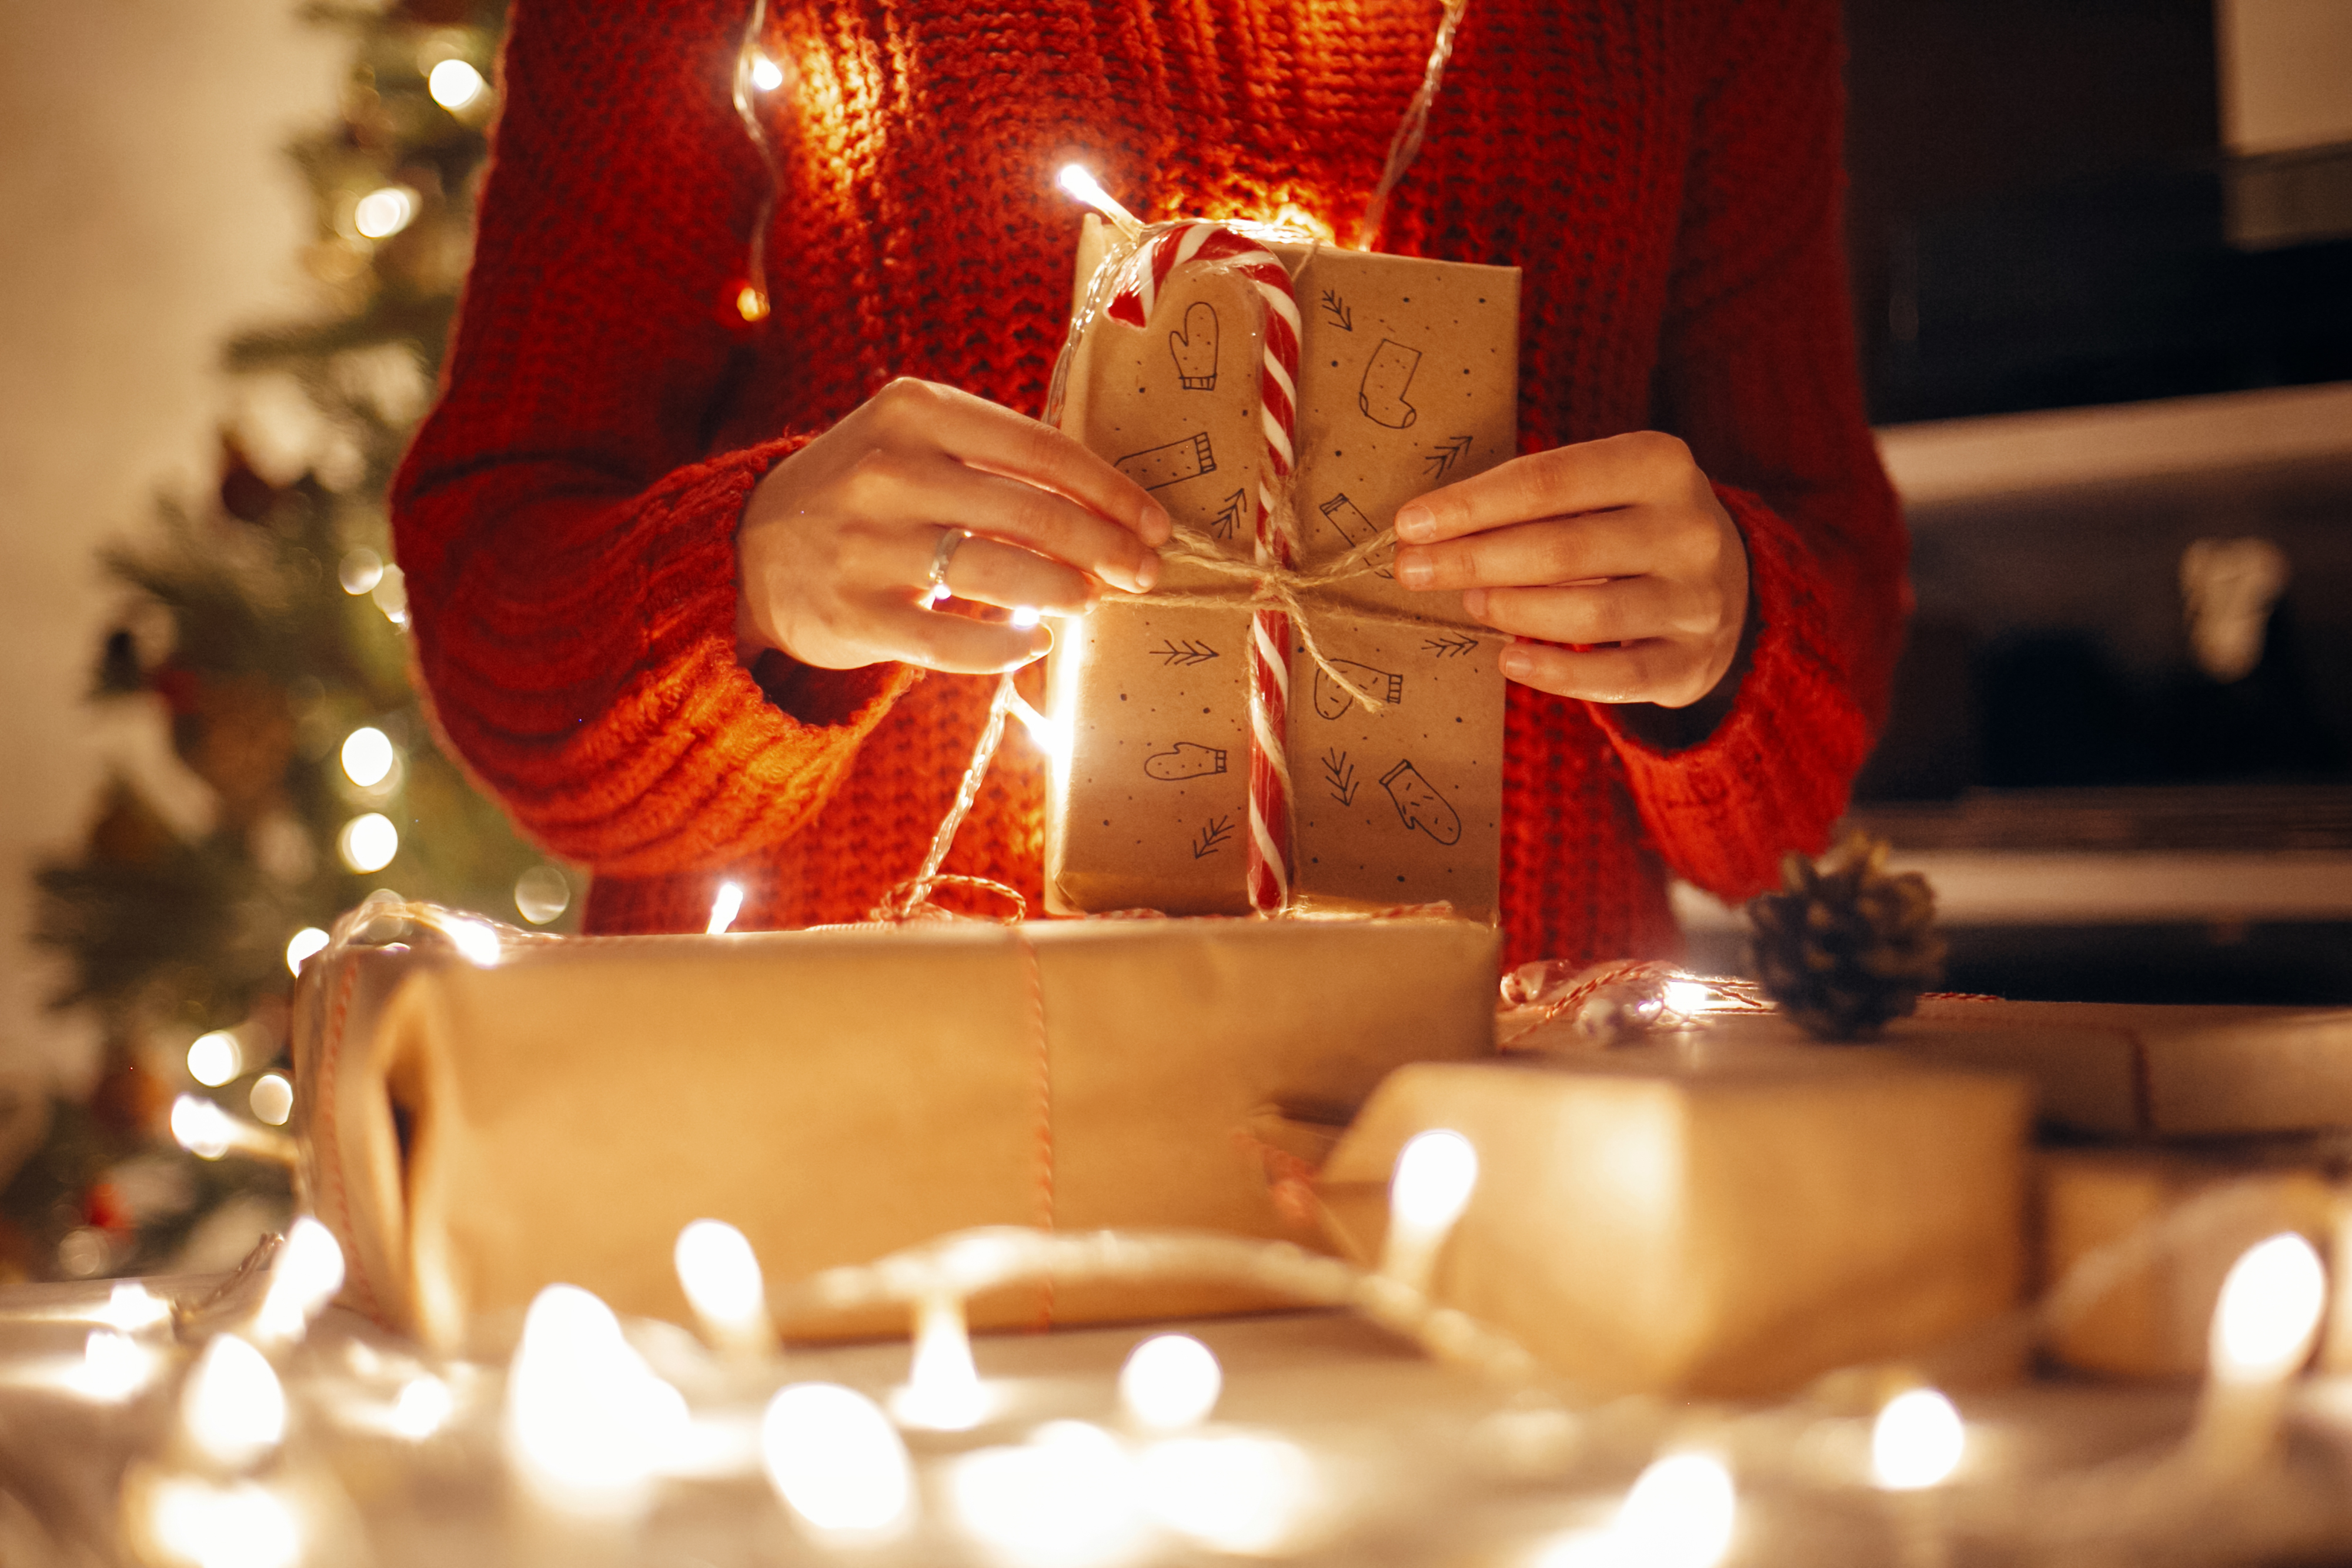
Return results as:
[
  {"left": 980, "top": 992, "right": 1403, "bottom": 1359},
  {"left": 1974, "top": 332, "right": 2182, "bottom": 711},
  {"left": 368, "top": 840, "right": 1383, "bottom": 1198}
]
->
[{"left": 2, "top": 0, "right": 552, "bottom": 1283}]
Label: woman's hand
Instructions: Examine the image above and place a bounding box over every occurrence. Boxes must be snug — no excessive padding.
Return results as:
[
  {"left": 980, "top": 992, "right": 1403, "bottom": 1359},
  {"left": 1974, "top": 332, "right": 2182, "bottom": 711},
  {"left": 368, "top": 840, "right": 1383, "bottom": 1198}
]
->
[
  {"left": 1391, "top": 431, "right": 1749, "bottom": 710},
  {"left": 737, "top": 378, "right": 1171, "bottom": 674}
]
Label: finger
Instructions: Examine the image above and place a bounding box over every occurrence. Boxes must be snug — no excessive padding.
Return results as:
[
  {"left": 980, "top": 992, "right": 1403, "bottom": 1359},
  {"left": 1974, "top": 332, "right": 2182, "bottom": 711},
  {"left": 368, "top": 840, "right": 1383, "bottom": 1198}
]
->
[
  {"left": 911, "top": 456, "right": 1160, "bottom": 594},
  {"left": 861, "top": 594, "right": 1053, "bottom": 675},
  {"left": 1465, "top": 578, "right": 1698, "bottom": 647},
  {"left": 1394, "top": 430, "right": 1697, "bottom": 543},
  {"left": 937, "top": 534, "right": 1094, "bottom": 616},
  {"left": 1496, "top": 638, "right": 1695, "bottom": 706},
  {"left": 869, "top": 378, "right": 1171, "bottom": 547},
  {"left": 1395, "top": 508, "right": 1676, "bottom": 591}
]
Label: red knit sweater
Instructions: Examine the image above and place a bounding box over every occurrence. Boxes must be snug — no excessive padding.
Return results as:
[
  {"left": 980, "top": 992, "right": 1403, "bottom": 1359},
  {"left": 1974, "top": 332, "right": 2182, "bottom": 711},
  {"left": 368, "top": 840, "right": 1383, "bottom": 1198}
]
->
[{"left": 392, "top": 0, "right": 1905, "bottom": 969}]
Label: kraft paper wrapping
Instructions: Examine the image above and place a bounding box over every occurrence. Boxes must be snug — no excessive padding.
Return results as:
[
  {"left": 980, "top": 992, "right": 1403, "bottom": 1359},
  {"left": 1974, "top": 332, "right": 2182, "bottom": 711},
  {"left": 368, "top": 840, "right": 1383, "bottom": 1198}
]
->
[
  {"left": 1047, "top": 218, "right": 1519, "bottom": 917},
  {"left": 290, "top": 907, "right": 1498, "bottom": 1355}
]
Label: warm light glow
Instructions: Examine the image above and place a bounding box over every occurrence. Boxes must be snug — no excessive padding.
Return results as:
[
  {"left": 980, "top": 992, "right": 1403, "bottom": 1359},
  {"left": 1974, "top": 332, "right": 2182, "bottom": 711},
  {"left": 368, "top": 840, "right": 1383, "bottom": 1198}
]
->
[
  {"left": 736, "top": 285, "right": 771, "bottom": 323},
  {"left": 98, "top": 1282, "right": 173, "bottom": 1333},
  {"left": 1119, "top": 1335, "right": 1221, "bottom": 1430},
  {"left": 761, "top": 1383, "right": 913, "bottom": 1534},
  {"left": 952, "top": 1422, "right": 1144, "bottom": 1568},
  {"left": 1871, "top": 1388, "right": 1966, "bottom": 1490},
  {"left": 390, "top": 1375, "right": 453, "bottom": 1440},
  {"left": 372, "top": 564, "right": 409, "bottom": 626},
  {"left": 1661, "top": 979, "right": 1711, "bottom": 1019},
  {"left": 353, "top": 186, "right": 418, "bottom": 240},
  {"left": 1137, "top": 1435, "right": 1313, "bottom": 1554},
  {"left": 427, "top": 58, "right": 489, "bottom": 111},
  {"left": 445, "top": 917, "right": 502, "bottom": 967},
  {"left": 172, "top": 1095, "right": 236, "bottom": 1161},
  {"left": 253, "top": 1218, "right": 346, "bottom": 1346},
  {"left": 183, "top": 1335, "right": 287, "bottom": 1469},
  {"left": 1616, "top": 1453, "right": 1736, "bottom": 1568},
  {"left": 341, "top": 726, "right": 395, "bottom": 788},
  {"left": 505, "top": 1283, "right": 687, "bottom": 1509},
  {"left": 514, "top": 865, "right": 570, "bottom": 925},
  {"left": 892, "top": 1294, "right": 988, "bottom": 1432},
  {"left": 1010, "top": 605, "right": 1043, "bottom": 630},
  {"left": 707, "top": 880, "right": 744, "bottom": 935},
  {"left": 339, "top": 813, "right": 399, "bottom": 873},
  {"left": 1008, "top": 688, "right": 1075, "bottom": 769},
  {"left": 338, "top": 547, "right": 384, "bottom": 595},
  {"left": 285, "top": 927, "right": 330, "bottom": 976},
  {"left": 1055, "top": 163, "right": 1143, "bottom": 236},
  {"left": 2212, "top": 1232, "right": 2328, "bottom": 1382},
  {"left": 1391, "top": 1129, "right": 1479, "bottom": 1231},
  {"left": 71, "top": 1329, "right": 155, "bottom": 1402},
  {"left": 748, "top": 52, "right": 785, "bottom": 92},
  {"left": 187, "top": 1030, "right": 243, "bottom": 1088},
  {"left": 249, "top": 1074, "right": 293, "bottom": 1126},
  {"left": 145, "top": 1475, "right": 300, "bottom": 1568},
  {"left": 674, "top": 1219, "right": 772, "bottom": 1354}
]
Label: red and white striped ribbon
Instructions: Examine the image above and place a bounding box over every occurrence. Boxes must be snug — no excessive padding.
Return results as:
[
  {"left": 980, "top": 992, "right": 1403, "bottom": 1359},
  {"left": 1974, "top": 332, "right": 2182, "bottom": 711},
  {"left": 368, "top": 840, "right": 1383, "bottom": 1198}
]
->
[{"left": 1108, "top": 223, "right": 1303, "bottom": 914}]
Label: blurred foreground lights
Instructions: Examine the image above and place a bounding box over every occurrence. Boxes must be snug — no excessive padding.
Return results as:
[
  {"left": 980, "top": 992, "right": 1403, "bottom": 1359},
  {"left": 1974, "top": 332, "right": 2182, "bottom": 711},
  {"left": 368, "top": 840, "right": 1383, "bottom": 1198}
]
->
[
  {"left": 893, "top": 1295, "right": 988, "bottom": 1432},
  {"left": 513, "top": 864, "right": 570, "bottom": 925},
  {"left": 2213, "top": 1232, "right": 2327, "bottom": 1381},
  {"left": 338, "top": 547, "right": 383, "bottom": 595},
  {"left": 1872, "top": 1388, "right": 1965, "bottom": 1490},
  {"left": 1119, "top": 1334, "right": 1221, "bottom": 1430},
  {"left": 445, "top": 917, "right": 502, "bottom": 967},
  {"left": 183, "top": 1335, "right": 286, "bottom": 1468},
  {"left": 675, "top": 1218, "right": 774, "bottom": 1358},
  {"left": 371, "top": 563, "right": 409, "bottom": 626},
  {"left": 953, "top": 1422, "right": 1144, "bottom": 1568},
  {"left": 142, "top": 1475, "right": 299, "bottom": 1568},
  {"left": 748, "top": 52, "right": 785, "bottom": 91},
  {"left": 707, "top": 879, "right": 744, "bottom": 935},
  {"left": 340, "top": 726, "right": 395, "bottom": 788},
  {"left": 99, "top": 1282, "right": 174, "bottom": 1333},
  {"left": 72, "top": 1329, "right": 156, "bottom": 1402},
  {"left": 761, "top": 1383, "right": 913, "bottom": 1536},
  {"left": 285, "top": 927, "right": 330, "bottom": 977},
  {"left": 1383, "top": 1127, "right": 1479, "bottom": 1290},
  {"left": 1137, "top": 1435, "right": 1314, "bottom": 1554},
  {"left": 427, "top": 57, "right": 489, "bottom": 111},
  {"left": 253, "top": 1218, "right": 345, "bottom": 1347},
  {"left": 172, "top": 1095, "right": 236, "bottom": 1161},
  {"left": 505, "top": 1283, "right": 688, "bottom": 1511},
  {"left": 353, "top": 185, "right": 418, "bottom": 240},
  {"left": 186, "top": 1030, "right": 243, "bottom": 1088},
  {"left": 339, "top": 813, "right": 399, "bottom": 874},
  {"left": 1661, "top": 979, "right": 1711, "bottom": 1019},
  {"left": 249, "top": 1074, "right": 293, "bottom": 1127},
  {"left": 390, "top": 1375, "right": 453, "bottom": 1441},
  {"left": 1617, "top": 1453, "right": 1737, "bottom": 1568}
]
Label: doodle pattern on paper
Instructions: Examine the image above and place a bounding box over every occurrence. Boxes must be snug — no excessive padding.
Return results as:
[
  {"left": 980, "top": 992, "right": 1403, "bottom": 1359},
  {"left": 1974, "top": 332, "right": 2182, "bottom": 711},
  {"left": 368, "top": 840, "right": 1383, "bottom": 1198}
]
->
[
  {"left": 1322, "top": 748, "right": 1359, "bottom": 807},
  {"left": 1211, "top": 488, "right": 1247, "bottom": 540},
  {"left": 1380, "top": 758, "right": 1462, "bottom": 845},
  {"left": 1169, "top": 302, "right": 1220, "bottom": 390},
  {"left": 1117, "top": 431, "right": 1216, "bottom": 491},
  {"left": 1318, "top": 493, "right": 1396, "bottom": 579},
  {"left": 1424, "top": 435, "right": 1472, "bottom": 481},
  {"left": 1423, "top": 633, "right": 1480, "bottom": 658},
  {"left": 1313, "top": 660, "right": 1403, "bottom": 720},
  {"left": 1192, "top": 814, "right": 1236, "bottom": 858},
  {"left": 1320, "top": 289, "right": 1353, "bottom": 332},
  {"left": 1144, "top": 742, "right": 1226, "bottom": 781},
  {"left": 1358, "top": 339, "right": 1422, "bottom": 429},
  {"left": 1152, "top": 638, "right": 1220, "bottom": 667}
]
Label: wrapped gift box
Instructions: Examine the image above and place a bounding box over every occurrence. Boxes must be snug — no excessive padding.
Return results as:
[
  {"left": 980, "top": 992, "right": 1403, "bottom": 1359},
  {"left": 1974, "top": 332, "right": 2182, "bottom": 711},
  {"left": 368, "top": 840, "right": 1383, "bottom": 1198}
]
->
[
  {"left": 1317, "top": 1044, "right": 2033, "bottom": 1398},
  {"left": 290, "top": 908, "right": 1498, "bottom": 1354},
  {"left": 1045, "top": 216, "right": 1519, "bottom": 918}
]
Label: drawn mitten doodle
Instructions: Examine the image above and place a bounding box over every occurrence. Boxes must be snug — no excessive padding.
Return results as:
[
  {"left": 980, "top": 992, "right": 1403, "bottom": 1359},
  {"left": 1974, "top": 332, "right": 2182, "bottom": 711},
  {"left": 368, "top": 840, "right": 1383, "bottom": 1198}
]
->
[
  {"left": 1170, "top": 302, "right": 1220, "bottom": 390},
  {"left": 1314, "top": 660, "right": 1403, "bottom": 720},
  {"left": 1145, "top": 743, "right": 1227, "bottom": 781},
  {"left": 1380, "top": 759, "right": 1461, "bottom": 845},
  {"left": 1358, "top": 339, "right": 1422, "bottom": 429}
]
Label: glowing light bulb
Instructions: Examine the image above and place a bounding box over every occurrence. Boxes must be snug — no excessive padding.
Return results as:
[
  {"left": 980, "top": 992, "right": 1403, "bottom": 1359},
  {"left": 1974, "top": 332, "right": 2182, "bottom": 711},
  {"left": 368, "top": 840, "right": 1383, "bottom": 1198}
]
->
[
  {"left": 390, "top": 1375, "right": 453, "bottom": 1440},
  {"left": 2213, "top": 1232, "right": 2327, "bottom": 1380},
  {"left": 253, "top": 1218, "right": 345, "bottom": 1346},
  {"left": 341, "top": 726, "right": 395, "bottom": 787},
  {"left": 1661, "top": 979, "right": 1711, "bottom": 1019},
  {"left": 353, "top": 186, "right": 418, "bottom": 240},
  {"left": 183, "top": 1335, "right": 286, "bottom": 1468},
  {"left": 249, "top": 1073, "right": 293, "bottom": 1126},
  {"left": 98, "top": 1282, "right": 173, "bottom": 1332},
  {"left": 952, "top": 1422, "right": 1142, "bottom": 1568},
  {"left": 514, "top": 864, "right": 570, "bottom": 924},
  {"left": 145, "top": 1476, "right": 299, "bottom": 1568},
  {"left": 445, "top": 917, "right": 502, "bottom": 967},
  {"left": 1871, "top": 1388, "right": 1965, "bottom": 1490},
  {"left": 371, "top": 564, "right": 409, "bottom": 625},
  {"left": 736, "top": 285, "right": 770, "bottom": 323},
  {"left": 761, "top": 1383, "right": 913, "bottom": 1534},
  {"left": 1119, "top": 1334, "right": 1221, "bottom": 1430},
  {"left": 427, "top": 58, "right": 488, "bottom": 111},
  {"left": 747, "top": 52, "right": 785, "bottom": 92},
  {"left": 892, "top": 1294, "right": 987, "bottom": 1432},
  {"left": 1008, "top": 689, "right": 1074, "bottom": 769},
  {"left": 1055, "top": 163, "right": 1143, "bottom": 238},
  {"left": 172, "top": 1095, "right": 236, "bottom": 1161},
  {"left": 505, "top": 1283, "right": 687, "bottom": 1510},
  {"left": 707, "top": 880, "right": 744, "bottom": 935},
  {"left": 1137, "top": 1435, "right": 1313, "bottom": 1554},
  {"left": 339, "top": 813, "right": 399, "bottom": 873},
  {"left": 72, "top": 1329, "right": 155, "bottom": 1402},
  {"left": 187, "top": 1030, "right": 243, "bottom": 1088},
  {"left": 1382, "top": 1128, "right": 1479, "bottom": 1291},
  {"left": 1009, "top": 605, "right": 1043, "bottom": 630},
  {"left": 674, "top": 1218, "right": 774, "bottom": 1358},
  {"left": 285, "top": 927, "right": 330, "bottom": 976},
  {"left": 338, "top": 547, "right": 384, "bottom": 595},
  {"left": 1616, "top": 1453, "right": 1736, "bottom": 1568}
]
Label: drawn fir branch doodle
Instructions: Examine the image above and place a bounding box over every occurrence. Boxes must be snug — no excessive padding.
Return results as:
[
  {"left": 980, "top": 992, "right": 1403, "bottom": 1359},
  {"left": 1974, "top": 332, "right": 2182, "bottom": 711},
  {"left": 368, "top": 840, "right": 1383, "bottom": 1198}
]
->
[
  {"left": 1211, "top": 488, "right": 1247, "bottom": 540},
  {"left": 1424, "top": 434, "right": 1474, "bottom": 481},
  {"left": 1319, "top": 289, "right": 1353, "bottom": 331},
  {"left": 1322, "top": 747, "right": 1360, "bottom": 806},
  {"left": 1192, "top": 814, "right": 1237, "bottom": 858},
  {"left": 1152, "top": 638, "right": 1220, "bottom": 667},
  {"left": 1422, "top": 633, "right": 1480, "bottom": 658}
]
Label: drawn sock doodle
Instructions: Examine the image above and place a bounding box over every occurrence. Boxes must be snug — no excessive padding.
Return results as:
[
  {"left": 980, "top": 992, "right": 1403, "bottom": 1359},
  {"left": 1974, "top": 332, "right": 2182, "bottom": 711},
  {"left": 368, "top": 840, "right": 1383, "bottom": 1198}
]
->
[
  {"left": 1170, "top": 302, "right": 1220, "bottom": 390},
  {"left": 1314, "top": 660, "right": 1404, "bottom": 720},
  {"left": 1117, "top": 432, "right": 1217, "bottom": 491},
  {"left": 1358, "top": 339, "right": 1422, "bottom": 429},
  {"left": 1379, "top": 759, "right": 1461, "bottom": 845},
  {"left": 1144, "top": 742, "right": 1227, "bottom": 781}
]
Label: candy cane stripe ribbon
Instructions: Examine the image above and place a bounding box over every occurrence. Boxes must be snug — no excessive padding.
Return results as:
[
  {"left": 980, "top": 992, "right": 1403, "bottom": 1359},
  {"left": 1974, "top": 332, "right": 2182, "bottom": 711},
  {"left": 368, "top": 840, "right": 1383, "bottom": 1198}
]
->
[{"left": 1110, "top": 222, "right": 1302, "bottom": 914}]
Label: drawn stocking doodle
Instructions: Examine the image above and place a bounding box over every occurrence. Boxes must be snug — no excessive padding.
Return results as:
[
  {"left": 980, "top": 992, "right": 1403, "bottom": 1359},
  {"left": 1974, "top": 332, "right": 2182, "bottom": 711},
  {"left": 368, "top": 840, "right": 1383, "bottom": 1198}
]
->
[
  {"left": 1358, "top": 339, "right": 1422, "bottom": 429},
  {"left": 1169, "top": 302, "right": 1219, "bottom": 390},
  {"left": 1379, "top": 760, "right": 1461, "bottom": 845}
]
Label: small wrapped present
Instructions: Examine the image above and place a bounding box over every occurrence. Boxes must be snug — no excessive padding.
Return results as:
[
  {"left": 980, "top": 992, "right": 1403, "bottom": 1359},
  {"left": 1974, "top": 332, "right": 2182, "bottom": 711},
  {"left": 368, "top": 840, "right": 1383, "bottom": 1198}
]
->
[
  {"left": 1045, "top": 216, "right": 1519, "bottom": 918},
  {"left": 1317, "top": 1043, "right": 2033, "bottom": 1398},
  {"left": 290, "top": 904, "right": 1498, "bottom": 1354}
]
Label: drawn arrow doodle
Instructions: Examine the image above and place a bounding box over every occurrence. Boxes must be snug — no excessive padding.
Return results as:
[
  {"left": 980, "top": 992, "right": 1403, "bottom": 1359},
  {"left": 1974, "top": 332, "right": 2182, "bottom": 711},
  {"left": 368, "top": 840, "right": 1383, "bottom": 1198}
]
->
[
  {"left": 1152, "top": 639, "right": 1220, "bottom": 667},
  {"left": 1422, "top": 633, "right": 1480, "bottom": 658},
  {"left": 1320, "top": 290, "right": 1353, "bottom": 332},
  {"left": 1322, "top": 747, "right": 1360, "bottom": 807},
  {"left": 1192, "top": 814, "right": 1237, "bottom": 858},
  {"left": 1211, "top": 488, "right": 1248, "bottom": 541},
  {"left": 1424, "top": 435, "right": 1474, "bottom": 481}
]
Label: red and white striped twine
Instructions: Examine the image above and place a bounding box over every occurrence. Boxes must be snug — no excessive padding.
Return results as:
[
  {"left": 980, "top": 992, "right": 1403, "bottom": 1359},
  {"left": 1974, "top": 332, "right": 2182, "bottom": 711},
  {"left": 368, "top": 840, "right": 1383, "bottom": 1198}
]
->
[{"left": 1109, "top": 222, "right": 1304, "bottom": 914}]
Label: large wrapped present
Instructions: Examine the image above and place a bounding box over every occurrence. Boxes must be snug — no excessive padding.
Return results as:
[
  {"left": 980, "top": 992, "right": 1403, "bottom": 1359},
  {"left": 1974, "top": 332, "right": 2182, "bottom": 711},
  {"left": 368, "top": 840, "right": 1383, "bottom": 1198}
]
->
[
  {"left": 289, "top": 904, "right": 1498, "bottom": 1354},
  {"left": 1045, "top": 216, "right": 1519, "bottom": 918}
]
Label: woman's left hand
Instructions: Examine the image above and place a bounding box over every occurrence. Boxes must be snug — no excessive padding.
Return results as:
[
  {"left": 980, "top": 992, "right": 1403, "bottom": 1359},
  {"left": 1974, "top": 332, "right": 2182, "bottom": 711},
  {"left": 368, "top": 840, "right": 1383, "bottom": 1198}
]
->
[{"left": 1391, "top": 430, "right": 1749, "bottom": 709}]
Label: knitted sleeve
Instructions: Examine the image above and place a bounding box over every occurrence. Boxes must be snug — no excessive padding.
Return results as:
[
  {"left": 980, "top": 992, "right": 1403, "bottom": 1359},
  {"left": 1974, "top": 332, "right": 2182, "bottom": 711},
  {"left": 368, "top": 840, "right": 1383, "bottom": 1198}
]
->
[
  {"left": 1590, "top": 0, "right": 1908, "bottom": 901},
  {"left": 389, "top": 0, "right": 916, "bottom": 878}
]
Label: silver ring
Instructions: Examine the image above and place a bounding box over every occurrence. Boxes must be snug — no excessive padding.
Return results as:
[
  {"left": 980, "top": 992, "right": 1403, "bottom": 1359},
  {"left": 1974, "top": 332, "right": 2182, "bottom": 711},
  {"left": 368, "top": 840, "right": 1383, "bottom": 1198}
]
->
[{"left": 926, "top": 527, "right": 971, "bottom": 598}]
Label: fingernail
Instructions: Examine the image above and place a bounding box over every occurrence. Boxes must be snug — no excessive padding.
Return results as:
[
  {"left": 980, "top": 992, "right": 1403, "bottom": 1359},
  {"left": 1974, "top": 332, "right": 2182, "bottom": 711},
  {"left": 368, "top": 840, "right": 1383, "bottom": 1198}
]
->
[
  {"left": 1462, "top": 587, "right": 1488, "bottom": 617},
  {"left": 1133, "top": 552, "right": 1161, "bottom": 593},
  {"left": 1395, "top": 553, "right": 1434, "bottom": 588},
  {"left": 1141, "top": 502, "right": 1172, "bottom": 546},
  {"left": 1499, "top": 645, "right": 1531, "bottom": 680},
  {"left": 1394, "top": 503, "right": 1435, "bottom": 543}
]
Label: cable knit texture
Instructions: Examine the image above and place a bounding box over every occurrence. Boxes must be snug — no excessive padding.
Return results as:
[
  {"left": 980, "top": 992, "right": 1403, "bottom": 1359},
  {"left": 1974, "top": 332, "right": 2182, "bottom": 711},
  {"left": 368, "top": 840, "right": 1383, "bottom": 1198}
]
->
[{"left": 392, "top": 0, "right": 1905, "bottom": 969}]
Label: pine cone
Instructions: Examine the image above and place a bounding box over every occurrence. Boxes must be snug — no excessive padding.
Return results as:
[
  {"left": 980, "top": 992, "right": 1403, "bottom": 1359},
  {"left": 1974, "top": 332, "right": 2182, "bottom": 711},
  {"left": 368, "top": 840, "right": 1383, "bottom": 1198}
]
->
[{"left": 1746, "top": 833, "right": 1946, "bottom": 1041}]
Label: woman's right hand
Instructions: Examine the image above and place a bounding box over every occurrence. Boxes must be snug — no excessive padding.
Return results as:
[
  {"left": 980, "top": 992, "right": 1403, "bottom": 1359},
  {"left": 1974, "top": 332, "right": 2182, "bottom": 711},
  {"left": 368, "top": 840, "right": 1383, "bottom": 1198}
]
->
[{"left": 736, "top": 378, "right": 1171, "bottom": 674}]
